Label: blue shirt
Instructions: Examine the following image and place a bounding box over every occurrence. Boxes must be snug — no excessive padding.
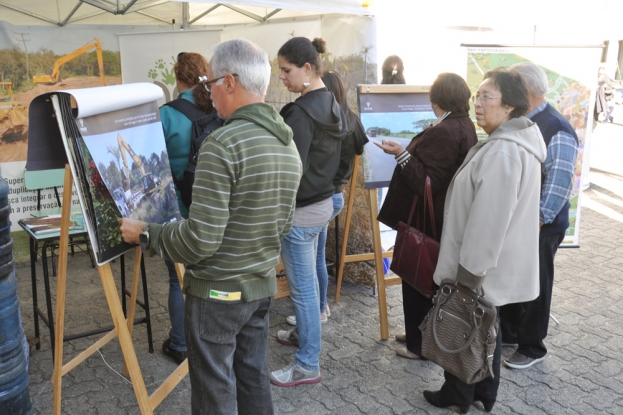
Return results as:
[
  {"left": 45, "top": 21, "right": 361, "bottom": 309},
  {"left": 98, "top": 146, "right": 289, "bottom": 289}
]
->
[
  {"left": 160, "top": 89, "right": 194, "bottom": 218},
  {"left": 527, "top": 102, "right": 578, "bottom": 225}
]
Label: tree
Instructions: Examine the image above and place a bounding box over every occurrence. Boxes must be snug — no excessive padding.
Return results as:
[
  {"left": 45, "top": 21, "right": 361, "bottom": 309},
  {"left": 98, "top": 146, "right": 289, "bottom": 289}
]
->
[
  {"left": 413, "top": 119, "right": 437, "bottom": 132},
  {"left": 97, "top": 161, "right": 109, "bottom": 183},
  {"left": 107, "top": 143, "right": 123, "bottom": 179},
  {"left": 360, "top": 45, "right": 374, "bottom": 84},
  {"left": 106, "top": 160, "right": 123, "bottom": 190}
]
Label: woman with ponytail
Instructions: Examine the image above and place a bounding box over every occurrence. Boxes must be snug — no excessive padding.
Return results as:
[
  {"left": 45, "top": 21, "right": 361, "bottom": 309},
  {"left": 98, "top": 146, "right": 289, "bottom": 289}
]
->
[
  {"left": 159, "top": 51, "right": 222, "bottom": 365},
  {"left": 270, "top": 37, "right": 347, "bottom": 387}
]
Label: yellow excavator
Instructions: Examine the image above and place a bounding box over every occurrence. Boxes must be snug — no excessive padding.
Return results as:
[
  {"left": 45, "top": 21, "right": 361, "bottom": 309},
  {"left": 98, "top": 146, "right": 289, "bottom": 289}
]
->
[
  {"left": 114, "top": 132, "right": 179, "bottom": 219},
  {"left": 117, "top": 132, "right": 161, "bottom": 196},
  {"left": 32, "top": 38, "right": 105, "bottom": 86}
]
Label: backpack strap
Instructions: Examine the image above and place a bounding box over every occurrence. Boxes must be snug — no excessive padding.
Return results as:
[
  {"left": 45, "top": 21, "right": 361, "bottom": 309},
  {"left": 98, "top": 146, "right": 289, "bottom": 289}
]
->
[{"left": 163, "top": 98, "right": 206, "bottom": 121}]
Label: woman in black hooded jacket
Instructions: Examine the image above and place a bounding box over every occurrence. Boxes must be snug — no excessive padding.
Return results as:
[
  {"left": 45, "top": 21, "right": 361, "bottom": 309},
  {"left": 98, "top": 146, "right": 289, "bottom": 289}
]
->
[{"left": 269, "top": 37, "right": 348, "bottom": 388}]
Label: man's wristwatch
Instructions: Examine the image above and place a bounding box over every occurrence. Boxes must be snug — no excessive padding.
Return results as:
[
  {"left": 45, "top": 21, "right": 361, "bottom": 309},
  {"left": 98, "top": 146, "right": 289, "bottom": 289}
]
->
[{"left": 139, "top": 225, "right": 150, "bottom": 251}]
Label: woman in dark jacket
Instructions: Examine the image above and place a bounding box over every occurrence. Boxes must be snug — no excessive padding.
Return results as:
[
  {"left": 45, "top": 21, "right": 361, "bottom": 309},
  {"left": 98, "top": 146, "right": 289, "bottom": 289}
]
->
[
  {"left": 376, "top": 73, "right": 478, "bottom": 359},
  {"left": 270, "top": 37, "right": 347, "bottom": 387},
  {"left": 285, "top": 70, "right": 368, "bottom": 327}
]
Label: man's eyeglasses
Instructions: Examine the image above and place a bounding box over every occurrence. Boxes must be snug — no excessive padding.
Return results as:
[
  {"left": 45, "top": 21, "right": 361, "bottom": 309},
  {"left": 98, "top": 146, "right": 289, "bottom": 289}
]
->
[
  {"left": 203, "top": 74, "right": 239, "bottom": 92},
  {"left": 472, "top": 94, "right": 502, "bottom": 104}
]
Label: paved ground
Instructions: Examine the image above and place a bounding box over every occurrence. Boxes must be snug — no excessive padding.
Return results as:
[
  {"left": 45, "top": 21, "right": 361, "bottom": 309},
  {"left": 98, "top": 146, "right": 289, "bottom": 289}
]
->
[{"left": 12, "top": 117, "right": 623, "bottom": 414}]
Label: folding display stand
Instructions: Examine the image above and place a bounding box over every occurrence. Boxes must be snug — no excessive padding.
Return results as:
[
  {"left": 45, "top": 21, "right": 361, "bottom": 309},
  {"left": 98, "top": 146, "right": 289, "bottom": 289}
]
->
[
  {"left": 334, "top": 155, "right": 399, "bottom": 340},
  {"left": 52, "top": 165, "right": 188, "bottom": 415}
]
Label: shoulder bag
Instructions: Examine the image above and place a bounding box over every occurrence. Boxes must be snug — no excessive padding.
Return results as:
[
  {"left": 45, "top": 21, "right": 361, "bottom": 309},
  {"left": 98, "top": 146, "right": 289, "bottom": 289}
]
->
[
  {"left": 419, "top": 279, "right": 498, "bottom": 384},
  {"left": 389, "top": 176, "right": 439, "bottom": 299}
]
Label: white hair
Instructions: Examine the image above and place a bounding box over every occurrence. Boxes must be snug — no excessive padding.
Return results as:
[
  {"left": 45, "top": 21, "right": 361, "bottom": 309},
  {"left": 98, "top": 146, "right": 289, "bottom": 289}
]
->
[
  {"left": 210, "top": 39, "right": 270, "bottom": 97},
  {"left": 509, "top": 62, "right": 548, "bottom": 98}
]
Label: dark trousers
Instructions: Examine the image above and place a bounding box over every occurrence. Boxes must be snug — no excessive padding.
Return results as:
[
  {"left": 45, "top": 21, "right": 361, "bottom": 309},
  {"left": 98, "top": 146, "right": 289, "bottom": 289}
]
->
[
  {"left": 499, "top": 232, "right": 564, "bottom": 359},
  {"left": 402, "top": 281, "right": 434, "bottom": 356},
  {"left": 184, "top": 294, "right": 274, "bottom": 415},
  {"left": 440, "top": 311, "right": 502, "bottom": 405}
]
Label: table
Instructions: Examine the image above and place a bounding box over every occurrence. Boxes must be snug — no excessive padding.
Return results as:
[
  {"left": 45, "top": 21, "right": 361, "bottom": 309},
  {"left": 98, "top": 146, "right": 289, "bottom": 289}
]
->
[{"left": 19, "top": 219, "right": 153, "bottom": 360}]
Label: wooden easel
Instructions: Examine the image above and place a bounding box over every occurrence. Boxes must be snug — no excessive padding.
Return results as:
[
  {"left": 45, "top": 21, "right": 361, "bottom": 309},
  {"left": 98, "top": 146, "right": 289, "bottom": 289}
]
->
[
  {"left": 334, "top": 155, "right": 400, "bottom": 340},
  {"left": 52, "top": 165, "right": 188, "bottom": 415}
]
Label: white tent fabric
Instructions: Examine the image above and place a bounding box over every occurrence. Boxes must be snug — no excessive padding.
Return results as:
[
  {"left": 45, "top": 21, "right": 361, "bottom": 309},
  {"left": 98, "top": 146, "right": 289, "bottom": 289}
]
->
[
  {"left": 0, "top": 0, "right": 372, "bottom": 27},
  {"left": 177, "top": 0, "right": 371, "bottom": 15}
]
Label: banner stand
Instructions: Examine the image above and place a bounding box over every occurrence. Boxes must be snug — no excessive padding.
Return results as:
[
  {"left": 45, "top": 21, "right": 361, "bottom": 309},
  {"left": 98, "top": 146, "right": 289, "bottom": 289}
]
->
[
  {"left": 334, "top": 155, "right": 399, "bottom": 340},
  {"left": 52, "top": 165, "right": 188, "bottom": 415}
]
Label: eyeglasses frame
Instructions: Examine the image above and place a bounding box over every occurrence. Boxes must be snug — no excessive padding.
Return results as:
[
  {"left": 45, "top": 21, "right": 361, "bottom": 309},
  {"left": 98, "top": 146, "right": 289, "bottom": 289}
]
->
[{"left": 204, "top": 73, "right": 239, "bottom": 92}]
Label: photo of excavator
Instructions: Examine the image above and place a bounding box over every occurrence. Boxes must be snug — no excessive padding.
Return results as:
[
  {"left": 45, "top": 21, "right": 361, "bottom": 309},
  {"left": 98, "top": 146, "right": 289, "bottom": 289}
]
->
[
  {"left": 114, "top": 132, "right": 176, "bottom": 220},
  {"left": 32, "top": 38, "right": 106, "bottom": 86}
]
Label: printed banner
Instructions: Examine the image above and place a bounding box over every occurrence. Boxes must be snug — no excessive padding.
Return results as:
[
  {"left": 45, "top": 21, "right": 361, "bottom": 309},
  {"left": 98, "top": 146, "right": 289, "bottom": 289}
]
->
[
  {"left": 119, "top": 30, "right": 223, "bottom": 106},
  {"left": 465, "top": 46, "right": 602, "bottom": 246}
]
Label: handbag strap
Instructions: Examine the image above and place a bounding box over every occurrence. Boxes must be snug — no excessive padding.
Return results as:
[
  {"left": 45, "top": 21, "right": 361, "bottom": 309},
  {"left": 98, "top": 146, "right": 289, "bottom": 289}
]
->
[
  {"left": 423, "top": 176, "right": 437, "bottom": 240},
  {"left": 406, "top": 193, "right": 419, "bottom": 227}
]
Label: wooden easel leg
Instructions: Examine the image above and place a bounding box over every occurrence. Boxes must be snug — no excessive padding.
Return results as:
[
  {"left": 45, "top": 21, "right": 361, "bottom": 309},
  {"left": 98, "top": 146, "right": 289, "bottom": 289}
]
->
[
  {"left": 174, "top": 262, "right": 185, "bottom": 299},
  {"left": 335, "top": 155, "right": 360, "bottom": 303},
  {"left": 122, "top": 247, "right": 143, "bottom": 376},
  {"left": 52, "top": 165, "right": 74, "bottom": 415},
  {"left": 98, "top": 263, "right": 154, "bottom": 415},
  {"left": 368, "top": 188, "right": 390, "bottom": 340}
]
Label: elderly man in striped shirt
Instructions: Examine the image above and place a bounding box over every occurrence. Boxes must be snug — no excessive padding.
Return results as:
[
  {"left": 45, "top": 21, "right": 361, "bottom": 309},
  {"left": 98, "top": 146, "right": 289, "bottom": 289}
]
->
[
  {"left": 500, "top": 62, "right": 579, "bottom": 370},
  {"left": 120, "top": 38, "right": 302, "bottom": 414}
]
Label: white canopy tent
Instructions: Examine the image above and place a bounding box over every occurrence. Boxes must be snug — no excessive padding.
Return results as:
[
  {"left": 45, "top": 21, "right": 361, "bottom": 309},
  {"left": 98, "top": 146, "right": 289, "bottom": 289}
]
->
[{"left": 0, "top": 0, "right": 372, "bottom": 27}]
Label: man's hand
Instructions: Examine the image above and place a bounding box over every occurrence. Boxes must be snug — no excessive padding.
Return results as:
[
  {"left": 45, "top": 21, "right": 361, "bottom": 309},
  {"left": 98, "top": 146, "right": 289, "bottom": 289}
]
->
[
  {"left": 119, "top": 218, "right": 148, "bottom": 244},
  {"left": 373, "top": 139, "right": 405, "bottom": 156}
]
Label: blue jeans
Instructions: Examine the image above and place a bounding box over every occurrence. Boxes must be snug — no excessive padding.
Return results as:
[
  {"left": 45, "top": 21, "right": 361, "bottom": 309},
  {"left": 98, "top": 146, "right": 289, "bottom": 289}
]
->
[
  {"left": 280, "top": 225, "right": 324, "bottom": 371},
  {"left": 184, "top": 293, "right": 274, "bottom": 415},
  {"left": 165, "top": 259, "right": 186, "bottom": 351},
  {"left": 316, "top": 193, "right": 344, "bottom": 313}
]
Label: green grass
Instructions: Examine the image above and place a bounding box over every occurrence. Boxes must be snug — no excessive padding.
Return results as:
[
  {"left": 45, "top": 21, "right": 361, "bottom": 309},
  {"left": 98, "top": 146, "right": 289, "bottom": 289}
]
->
[{"left": 11, "top": 230, "right": 31, "bottom": 263}]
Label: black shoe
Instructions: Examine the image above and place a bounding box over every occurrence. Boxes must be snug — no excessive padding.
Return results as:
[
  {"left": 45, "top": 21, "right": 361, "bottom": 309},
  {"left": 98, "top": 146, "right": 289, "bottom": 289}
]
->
[
  {"left": 162, "top": 338, "right": 187, "bottom": 364},
  {"left": 423, "top": 390, "right": 470, "bottom": 414},
  {"left": 473, "top": 396, "right": 495, "bottom": 413}
]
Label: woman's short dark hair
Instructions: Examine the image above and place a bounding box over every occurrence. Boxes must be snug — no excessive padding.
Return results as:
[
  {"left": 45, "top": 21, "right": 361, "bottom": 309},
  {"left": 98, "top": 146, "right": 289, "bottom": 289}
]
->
[
  {"left": 381, "top": 55, "right": 405, "bottom": 84},
  {"left": 429, "top": 73, "right": 471, "bottom": 113},
  {"left": 278, "top": 37, "right": 326, "bottom": 76},
  {"left": 483, "top": 68, "right": 530, "bottom": 118}
]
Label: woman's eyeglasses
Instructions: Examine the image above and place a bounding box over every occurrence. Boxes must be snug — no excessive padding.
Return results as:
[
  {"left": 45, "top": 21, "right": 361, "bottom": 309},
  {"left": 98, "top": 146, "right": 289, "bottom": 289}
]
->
[{"left": 472, "top": 94, "right": 502, "bottom": 104}]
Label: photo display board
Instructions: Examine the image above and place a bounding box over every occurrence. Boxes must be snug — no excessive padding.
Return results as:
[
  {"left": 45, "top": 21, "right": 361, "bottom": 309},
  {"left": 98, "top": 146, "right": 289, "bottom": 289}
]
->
[
  {"left": 28, "top": 83, "right": 180, "bottom": 264},
  {"left": 357, "top": 85, "right": 434, "bottom": 189}
]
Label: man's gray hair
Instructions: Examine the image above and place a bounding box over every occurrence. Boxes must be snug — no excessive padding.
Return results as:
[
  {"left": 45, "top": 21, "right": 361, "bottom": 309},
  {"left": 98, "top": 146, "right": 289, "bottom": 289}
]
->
[
  {"left": 210, "top": 39, "right": 270, "bottom": 97},
  {"left": 509, "top": 62, "right": 548, "bottom": 98}
]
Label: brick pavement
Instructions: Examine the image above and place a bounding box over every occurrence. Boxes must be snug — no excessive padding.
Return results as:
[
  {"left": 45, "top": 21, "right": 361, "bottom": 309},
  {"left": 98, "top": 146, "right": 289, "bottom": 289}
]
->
[{"left": 13, "top": 121, "right": 623, "bottom": 414}]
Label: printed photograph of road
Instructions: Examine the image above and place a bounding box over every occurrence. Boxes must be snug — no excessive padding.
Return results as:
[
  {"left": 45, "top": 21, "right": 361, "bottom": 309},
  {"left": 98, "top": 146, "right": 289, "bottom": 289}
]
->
[{"left": 357, "top": 93, "right": 435, "bottom": 189}]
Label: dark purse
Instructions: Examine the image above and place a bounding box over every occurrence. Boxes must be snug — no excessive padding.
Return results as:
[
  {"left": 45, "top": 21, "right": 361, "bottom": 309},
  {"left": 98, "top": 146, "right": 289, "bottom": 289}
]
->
[
  {"left": 419, "top": 279, "right": 498, "bottom": 384},
  {"left": 389, "top": 176, "right": 439, "bottom": 299}
]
